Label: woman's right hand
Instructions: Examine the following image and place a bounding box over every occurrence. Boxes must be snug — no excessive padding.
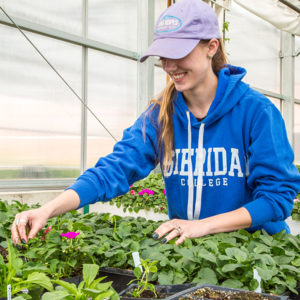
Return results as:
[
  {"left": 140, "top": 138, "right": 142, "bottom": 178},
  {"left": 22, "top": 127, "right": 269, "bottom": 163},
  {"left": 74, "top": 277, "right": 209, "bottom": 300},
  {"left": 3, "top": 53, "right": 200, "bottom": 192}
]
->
[{"left": 11, "top": 207, "right": 50, "bottom": 245}]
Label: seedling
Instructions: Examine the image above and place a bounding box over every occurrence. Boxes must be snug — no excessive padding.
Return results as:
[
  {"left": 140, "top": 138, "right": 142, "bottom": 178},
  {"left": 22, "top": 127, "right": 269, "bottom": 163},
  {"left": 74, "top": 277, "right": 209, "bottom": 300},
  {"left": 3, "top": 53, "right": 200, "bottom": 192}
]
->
[{"left": 128, "top": 259, "right": 158, "bottom": 298}]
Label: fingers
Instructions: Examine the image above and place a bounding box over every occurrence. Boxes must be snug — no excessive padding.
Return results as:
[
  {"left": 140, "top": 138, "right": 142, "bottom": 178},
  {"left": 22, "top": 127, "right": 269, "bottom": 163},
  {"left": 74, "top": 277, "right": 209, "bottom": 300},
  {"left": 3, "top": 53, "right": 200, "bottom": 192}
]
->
[
  {"left": 152, "top": 219, "right": 186, "bottom": 244},
  {"left": 11, "top": 219, "right": 20, "bottom": 246},
  {"left": 28, "top": 223, "right": 43, "bottom": 240},
  {"left": 161, "top": 228, "right": 180, "bottom": 244},
  {"left": 11, "top": 213, "right": 29, "bottom": 245},
  {"left": 175, "top": 234, "right": 187, "bottom": 245}
]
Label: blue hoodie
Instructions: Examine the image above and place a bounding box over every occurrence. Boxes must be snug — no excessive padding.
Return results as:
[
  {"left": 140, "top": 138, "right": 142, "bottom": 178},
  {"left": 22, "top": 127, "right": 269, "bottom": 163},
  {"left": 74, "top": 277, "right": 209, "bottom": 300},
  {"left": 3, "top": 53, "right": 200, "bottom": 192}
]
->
[{"left": 67, "top": 65, "right": 300, "bottom": 234}]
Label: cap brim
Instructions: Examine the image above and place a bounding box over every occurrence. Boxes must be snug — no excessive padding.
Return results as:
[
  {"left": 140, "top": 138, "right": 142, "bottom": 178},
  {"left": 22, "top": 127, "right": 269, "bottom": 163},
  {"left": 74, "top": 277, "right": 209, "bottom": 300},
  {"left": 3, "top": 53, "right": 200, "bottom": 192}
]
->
[{"left": 140, "top": 38, "right": 200, "bottom": 62}]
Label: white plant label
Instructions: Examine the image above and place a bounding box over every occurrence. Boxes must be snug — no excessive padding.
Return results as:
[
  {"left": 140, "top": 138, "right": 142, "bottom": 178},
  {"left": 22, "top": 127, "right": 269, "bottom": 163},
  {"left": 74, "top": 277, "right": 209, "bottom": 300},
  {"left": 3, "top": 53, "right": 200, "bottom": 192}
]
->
[
  {"left": 7, "top": 284, "right": 11, "bottom": 300},
  {"left": 253, "top": 269, "right": 262, "bottom": 293},
  {"left": 132, "top": 251, "right": 143, "bottom": 271}
]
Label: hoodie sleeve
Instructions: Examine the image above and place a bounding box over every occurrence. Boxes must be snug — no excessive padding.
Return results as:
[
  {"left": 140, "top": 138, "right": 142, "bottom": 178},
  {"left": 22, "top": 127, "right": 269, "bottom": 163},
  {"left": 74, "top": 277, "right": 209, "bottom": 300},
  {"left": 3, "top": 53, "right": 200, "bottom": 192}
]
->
[
  {"left": 244, "top": 103, "right": 300, "bottom": 227},
  {"left": 66, "top": 107, "right": 160, "bottom": 208}
]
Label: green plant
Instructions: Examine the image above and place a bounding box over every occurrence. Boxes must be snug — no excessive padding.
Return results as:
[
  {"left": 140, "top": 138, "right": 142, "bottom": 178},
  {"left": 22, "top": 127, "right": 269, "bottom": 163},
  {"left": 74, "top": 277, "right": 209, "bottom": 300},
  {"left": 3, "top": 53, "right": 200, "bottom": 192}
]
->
[
  {"left": 291, "top": 199, "right": 300, "bottom": 221},
  {"left": 42, "top": 264, "right": 118, "bottom": 300},
  {"left": 0, "top": 200, "right": 40, "bottom": 244},
  {"left": 128, "top": 259, "right": 158, "bottom": 298},
  {"left": 0, "top": 239, "right": 53, "bottom": 298},
  {"left": 110, "top": 173, "right": 168, "bottom": 214},
  {"left": 23, "top": 215, "right": 95, "bottom": 279},
  {"left": 222, "top": 21, "right": 230, "bottom": 43}
]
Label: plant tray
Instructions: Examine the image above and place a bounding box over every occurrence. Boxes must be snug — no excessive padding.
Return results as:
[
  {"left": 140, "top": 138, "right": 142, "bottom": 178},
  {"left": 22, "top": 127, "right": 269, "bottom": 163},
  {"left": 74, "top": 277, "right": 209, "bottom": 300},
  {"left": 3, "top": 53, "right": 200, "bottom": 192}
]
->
[
  {"left": 119, "top": 283, "right": 195, "bottom": 300},
  {"left": 165, "top": 284, "right": 289, "bottom": 300},
  {"left": 98, "top": 267, "right": 136, "bottom": 293}
]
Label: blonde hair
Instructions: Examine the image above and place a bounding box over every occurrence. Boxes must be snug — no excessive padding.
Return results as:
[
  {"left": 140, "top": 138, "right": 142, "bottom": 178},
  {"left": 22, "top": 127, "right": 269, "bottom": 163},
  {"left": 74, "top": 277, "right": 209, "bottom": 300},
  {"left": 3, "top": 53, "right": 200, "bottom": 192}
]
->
[{"left": 151, "top": 39, "right": 227, "bottom": 172}]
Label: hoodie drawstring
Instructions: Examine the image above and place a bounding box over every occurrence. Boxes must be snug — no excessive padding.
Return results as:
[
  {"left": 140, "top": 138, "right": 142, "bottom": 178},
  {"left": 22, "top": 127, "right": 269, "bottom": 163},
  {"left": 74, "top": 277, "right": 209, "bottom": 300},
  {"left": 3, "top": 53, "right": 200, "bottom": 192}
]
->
[
  {"left": 186, "top": 111, "right": 205, "bottom": 220},
  {"left": 194, "top": 122, "right": 205, "bottom": 219},
  {"left": 186, "top": 111, "right": 194, "bottom": 220}
]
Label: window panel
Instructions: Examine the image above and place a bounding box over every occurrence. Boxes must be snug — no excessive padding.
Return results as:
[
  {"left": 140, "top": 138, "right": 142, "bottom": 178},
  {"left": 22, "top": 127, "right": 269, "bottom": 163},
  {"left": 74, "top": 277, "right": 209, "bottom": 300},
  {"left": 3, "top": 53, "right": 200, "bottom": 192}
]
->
[
  {"left": 0, "top": 0, "right": 82, "bottom": 35},
  {"left": 294, "top": 104, "right": 300, "bottom": 164},
  {"left": 154, "top": 66, "right": 166, "bottom": 99},
  {"left": 0, "top": 25, "right": 82, "bottom": 179},
  {"left": 88, "top": 0, "right": 137, "bottom": 52},
  {"left": 227, "top": 2, "right": 281, "bottom": 93},
  {"left": 87, "top": 49, "right": 137, "bottom": 167},
  {"left": 295, "top": 36, "right": 300, "bottom": 100}
]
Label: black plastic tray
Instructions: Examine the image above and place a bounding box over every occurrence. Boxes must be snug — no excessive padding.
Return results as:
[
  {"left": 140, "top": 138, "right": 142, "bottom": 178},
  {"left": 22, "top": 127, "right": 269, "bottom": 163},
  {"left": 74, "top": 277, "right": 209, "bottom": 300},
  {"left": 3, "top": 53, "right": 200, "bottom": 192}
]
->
[
  {"left": 119, "top": 283, "right": 195, "bottom": 300},
  {"left": 165, "top": 284, "right": 289, "bottom": 300},
  {"left": 98, "top": 267, "right": 136, "bottom": 293}
]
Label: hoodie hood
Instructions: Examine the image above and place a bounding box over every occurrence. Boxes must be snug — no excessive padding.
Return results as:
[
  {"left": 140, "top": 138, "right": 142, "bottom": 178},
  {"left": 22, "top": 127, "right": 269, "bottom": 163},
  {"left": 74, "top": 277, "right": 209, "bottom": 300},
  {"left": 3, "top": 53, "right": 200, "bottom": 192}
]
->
[{"left": 174, "top": 65, "right": 249, "bottom": 128}]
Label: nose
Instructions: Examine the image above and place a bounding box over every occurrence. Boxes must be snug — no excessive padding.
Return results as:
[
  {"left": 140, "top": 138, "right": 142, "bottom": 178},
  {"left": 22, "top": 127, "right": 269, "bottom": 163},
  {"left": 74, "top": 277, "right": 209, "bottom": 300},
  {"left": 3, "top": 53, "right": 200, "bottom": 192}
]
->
[{"left": 162, "top": 58, "right": 177, "bottom": 73}]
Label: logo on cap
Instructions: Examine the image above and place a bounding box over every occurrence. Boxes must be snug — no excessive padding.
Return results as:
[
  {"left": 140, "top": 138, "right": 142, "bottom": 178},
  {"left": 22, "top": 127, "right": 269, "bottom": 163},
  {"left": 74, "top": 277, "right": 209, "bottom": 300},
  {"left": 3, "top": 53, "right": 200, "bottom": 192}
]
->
[{"left": 156, "top": 15, "right": 182, "bottom": 33}]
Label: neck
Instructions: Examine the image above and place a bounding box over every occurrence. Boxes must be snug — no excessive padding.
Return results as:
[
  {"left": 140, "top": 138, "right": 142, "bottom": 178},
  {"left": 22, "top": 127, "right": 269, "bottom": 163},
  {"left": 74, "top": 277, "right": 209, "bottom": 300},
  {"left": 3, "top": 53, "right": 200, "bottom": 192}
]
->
[{"left": 183, "top": 70, "right": 218, "bottom": 119}]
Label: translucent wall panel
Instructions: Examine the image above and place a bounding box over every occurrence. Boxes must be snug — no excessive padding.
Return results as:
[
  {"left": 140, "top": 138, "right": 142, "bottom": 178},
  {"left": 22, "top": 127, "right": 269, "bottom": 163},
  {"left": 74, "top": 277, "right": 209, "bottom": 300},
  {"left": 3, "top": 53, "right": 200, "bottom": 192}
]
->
[
  {"left": 295, "top": 104, "right": 300, "bottom": 164},
  {"left": 155, "top": 0, "right": 168, "bottom": 21},
  {"left": 226, "top": 2, "right": 281, "bottom": 93},
  {"left": 87, "top": 49, "right": 137, "bottom": 167},
  {"left": 295, "top": 36, "right": 300, "bottom": 99},
  {"left": 0, "top": 0, "right": 82, "bottom": 35},
  {"left": 0, "top": 25, "right": 81, "bottom": 179},
  {"left": 88, "top": 0, "right": 137, "bottom": 52},
  {"left": 154, "top": 66, "right": 166, "bottom": 99},
  {"left": 267, "top": 97, "right": 281, "bottom": 112}
]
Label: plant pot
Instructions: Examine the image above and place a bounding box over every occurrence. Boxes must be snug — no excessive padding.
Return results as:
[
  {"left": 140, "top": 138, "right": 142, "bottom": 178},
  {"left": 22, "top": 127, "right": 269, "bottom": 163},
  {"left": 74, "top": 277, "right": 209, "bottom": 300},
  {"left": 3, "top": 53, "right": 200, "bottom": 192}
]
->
[
  {"left": 61, "top": 275, "right": 83, "bottom": 286},
  {"left": 286, "top": 286, "right": 300, "bottom": 300},
  {"left": 119, "top": 283, "right": 195, "bottom": 299},
  {"left": 98, "top": 267, "right": 136, "bottom": 293},
  {"left": 166, "top": 284, "right": 289, "bottom": 300}
]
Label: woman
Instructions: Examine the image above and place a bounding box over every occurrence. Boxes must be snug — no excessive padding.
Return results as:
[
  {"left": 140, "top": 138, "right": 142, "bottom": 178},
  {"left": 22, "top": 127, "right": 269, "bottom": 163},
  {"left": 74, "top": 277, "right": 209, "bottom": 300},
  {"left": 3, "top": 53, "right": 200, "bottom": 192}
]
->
[{"left": 11, "top": 0, "right": 300, "bottom": 246}]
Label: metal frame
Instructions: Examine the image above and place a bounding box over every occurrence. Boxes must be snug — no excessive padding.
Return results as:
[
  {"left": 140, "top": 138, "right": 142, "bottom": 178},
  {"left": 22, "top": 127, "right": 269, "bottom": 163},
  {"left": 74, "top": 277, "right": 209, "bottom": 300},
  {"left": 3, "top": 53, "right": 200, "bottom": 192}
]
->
[{"left": 0, "top": 14, "right": 139, "bottom": 61}]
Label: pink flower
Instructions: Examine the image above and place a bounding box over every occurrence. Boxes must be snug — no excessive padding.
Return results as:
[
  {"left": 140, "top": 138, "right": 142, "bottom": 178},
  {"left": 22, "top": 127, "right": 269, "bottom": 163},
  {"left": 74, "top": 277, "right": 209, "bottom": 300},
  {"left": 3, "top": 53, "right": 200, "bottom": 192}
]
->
[
  {"left": 163, "top": 189, "right": 166, "bottom": 195},
  {"left": 130, "top": 185, "right": 133, "bottom": 188},
  {"left": 294, "top": 198, "right": 300, "bottom": 202},
  {"left": 138, "top": 189, "right": 155, "bottom": 195},
  {"left": 130, "top": 190, "right": 135, "bottom": 195},
  {"left": 61, "top": 232, "right": 80, "bottom": 239},
  {"left": 160, "top": 207, "right": 164, "bottom": 211}
]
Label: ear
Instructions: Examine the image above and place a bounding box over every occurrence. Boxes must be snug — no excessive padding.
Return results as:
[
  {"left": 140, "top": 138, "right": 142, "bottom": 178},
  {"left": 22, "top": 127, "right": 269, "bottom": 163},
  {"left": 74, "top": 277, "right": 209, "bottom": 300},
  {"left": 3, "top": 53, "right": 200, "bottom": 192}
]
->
[{"left": 207, "top": 39, "right": 219, "bottom": 56}]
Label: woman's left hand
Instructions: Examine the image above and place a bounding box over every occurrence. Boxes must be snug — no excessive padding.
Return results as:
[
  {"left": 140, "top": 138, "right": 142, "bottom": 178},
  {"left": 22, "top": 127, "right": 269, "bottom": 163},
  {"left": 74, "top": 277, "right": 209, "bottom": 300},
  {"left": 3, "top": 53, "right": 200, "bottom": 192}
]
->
[{"left": 152, "top": 218, "right": 208, "bottom": 245}]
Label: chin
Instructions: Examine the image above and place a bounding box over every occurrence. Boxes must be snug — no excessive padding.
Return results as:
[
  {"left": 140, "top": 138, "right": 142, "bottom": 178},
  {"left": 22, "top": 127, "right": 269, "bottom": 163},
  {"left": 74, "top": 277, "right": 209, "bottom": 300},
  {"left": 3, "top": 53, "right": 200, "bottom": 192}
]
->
[{"left": 174, "top": 83, "right": 188, "bottom": 92}]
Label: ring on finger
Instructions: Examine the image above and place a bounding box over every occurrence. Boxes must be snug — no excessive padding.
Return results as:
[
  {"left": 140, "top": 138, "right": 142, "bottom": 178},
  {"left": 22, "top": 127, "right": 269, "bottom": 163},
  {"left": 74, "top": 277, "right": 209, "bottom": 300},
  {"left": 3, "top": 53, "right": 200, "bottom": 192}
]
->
[
  {"left": 174, "top": 225, "right": 182, "bottom": 235},
  {"left": 15, "top": 219, "right": 27, "bottom": 226}
]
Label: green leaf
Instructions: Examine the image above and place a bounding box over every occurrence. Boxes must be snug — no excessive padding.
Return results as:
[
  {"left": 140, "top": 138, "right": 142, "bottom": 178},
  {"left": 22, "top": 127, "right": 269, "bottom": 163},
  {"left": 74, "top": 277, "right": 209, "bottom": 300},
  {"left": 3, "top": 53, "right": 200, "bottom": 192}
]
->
[
  {"left": 279, "top": 264, "right": 300, "bottom": 273},
  {"left": 249, "top": 279, "right": 259, "bottom": 290},
  {"left": 52, "top": 279, "right": 78, "bottom": 295},
  {"left": 149, "top": 266, "right": 157, "bottom": 273},
  {"left": 94, "top": 290, "right": 115, "bottom": 300},
  {"left": 197, "top": 248, "right": 216, "bottom": 263},
  {"left": 42, "top": 290, "right": 70, "bottom": 300},
  {"left": 222, "top": 263, "right": 244, "bottom": 273},
  {"left": 225, "top": 248, "right": 248, "bottom": 262},
  {"left": 25, "top": 272, "right": 53, "bottom": 291},
  {"left": 158, "top": 271, "right": 173, "bottom": 285},
  {"left": 133, "top": 267, "right": 142, "bottom": 279},
  {"left": 253, "top": 244, "right": 270, "bottom": 254},
  {"left": 83, "top": 264, "right": 100, "bottom": 287},
  {"left": 130, "top": 241, "right": 140, "bottom": 252},
  {"left": 291, "top": 257, "right": 300, "bottom": 267},
  {"left": 255, "top": 266, "right": 275, "bottom": 281},
  {"left": 221, "top": 279, "right": 244, "bottom": 289},
  {"left": 196, "top": 268, "right": 218, "bottom": 285},
  {"left": 173, "top": 271, "right": 187, "bottom": 284}
]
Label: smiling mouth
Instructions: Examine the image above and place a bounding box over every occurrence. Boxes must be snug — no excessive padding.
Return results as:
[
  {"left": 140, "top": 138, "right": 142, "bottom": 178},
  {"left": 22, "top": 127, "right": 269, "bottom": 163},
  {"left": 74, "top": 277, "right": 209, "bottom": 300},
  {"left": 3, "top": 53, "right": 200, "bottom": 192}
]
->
[{"left": 172, "top": 72, "right": 186, "bottom": 81}]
